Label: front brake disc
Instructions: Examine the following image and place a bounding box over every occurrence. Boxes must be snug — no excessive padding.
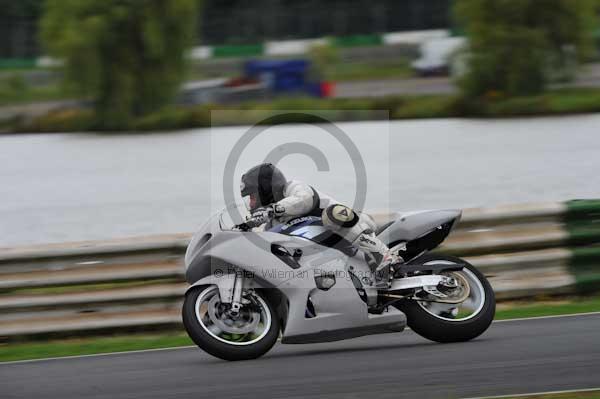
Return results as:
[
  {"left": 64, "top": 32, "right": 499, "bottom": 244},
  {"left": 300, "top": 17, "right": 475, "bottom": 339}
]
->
[{"left": 207, "top": 295, "right": 260, "bottom": 334}]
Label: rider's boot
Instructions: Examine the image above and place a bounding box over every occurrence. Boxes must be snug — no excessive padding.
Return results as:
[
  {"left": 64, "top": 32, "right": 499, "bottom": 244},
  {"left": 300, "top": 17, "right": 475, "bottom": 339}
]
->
[{"left": 355, "top": 232, "right": 404, "bottom": 288}]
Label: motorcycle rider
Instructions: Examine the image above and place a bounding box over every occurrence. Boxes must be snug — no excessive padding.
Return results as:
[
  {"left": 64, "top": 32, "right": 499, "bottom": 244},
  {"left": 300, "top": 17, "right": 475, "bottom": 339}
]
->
[{"left": 240, "top": 163, "right": 403, "bottom": 284}]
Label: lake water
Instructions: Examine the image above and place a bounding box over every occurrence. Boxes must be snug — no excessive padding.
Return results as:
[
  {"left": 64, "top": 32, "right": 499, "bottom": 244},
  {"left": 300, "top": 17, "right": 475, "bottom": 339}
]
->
[{"left": 1, "top": 113, "right": 599, "bottom": 247}]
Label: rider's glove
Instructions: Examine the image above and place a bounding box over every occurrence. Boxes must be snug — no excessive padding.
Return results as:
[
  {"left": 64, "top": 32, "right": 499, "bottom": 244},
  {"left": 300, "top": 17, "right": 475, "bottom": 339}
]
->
[
  {"left": 247, "top": 207, "right": 274, "bottom": 227},
  {"left": 272, "top": 203, "right": 285, "bottom": 217}
]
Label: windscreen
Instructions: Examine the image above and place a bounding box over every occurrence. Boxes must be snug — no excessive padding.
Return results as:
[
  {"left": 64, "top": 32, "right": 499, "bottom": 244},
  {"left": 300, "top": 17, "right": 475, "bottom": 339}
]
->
[{"left": 218, "top": 203, "right": 250, "bottom": 230}]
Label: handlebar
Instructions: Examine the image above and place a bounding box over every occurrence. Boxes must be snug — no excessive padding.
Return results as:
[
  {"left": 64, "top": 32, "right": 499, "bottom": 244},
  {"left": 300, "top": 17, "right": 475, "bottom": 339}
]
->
[
  {"left": 235, "top": 222, "right": 252, "bottom": 231},
  {"left": 234, "top": 207, "right": 273, "bottom": 231}
]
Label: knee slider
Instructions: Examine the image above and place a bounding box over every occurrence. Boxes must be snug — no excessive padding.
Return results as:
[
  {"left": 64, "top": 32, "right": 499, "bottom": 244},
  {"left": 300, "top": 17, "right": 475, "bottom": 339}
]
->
[{"left": 323, "top": 204, "right": 359, "bottom": 228}]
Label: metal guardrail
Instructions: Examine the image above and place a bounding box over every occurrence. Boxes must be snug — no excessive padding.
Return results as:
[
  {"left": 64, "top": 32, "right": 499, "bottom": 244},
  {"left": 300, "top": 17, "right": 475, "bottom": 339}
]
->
[{"left": 1, "top": 200, "right": 599, "bottom": 340}]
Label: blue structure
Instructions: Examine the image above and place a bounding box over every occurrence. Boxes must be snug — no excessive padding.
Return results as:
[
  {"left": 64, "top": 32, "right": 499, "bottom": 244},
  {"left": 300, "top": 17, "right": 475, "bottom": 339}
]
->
[{"left": 244, "top": 59, "right": 312, "bottom": 93}]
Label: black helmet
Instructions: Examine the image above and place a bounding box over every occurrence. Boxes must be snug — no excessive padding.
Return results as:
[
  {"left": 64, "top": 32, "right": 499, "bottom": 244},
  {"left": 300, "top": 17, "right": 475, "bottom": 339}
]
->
[{"left": 240, "top": 163, "right": 287, "bottom": 211}]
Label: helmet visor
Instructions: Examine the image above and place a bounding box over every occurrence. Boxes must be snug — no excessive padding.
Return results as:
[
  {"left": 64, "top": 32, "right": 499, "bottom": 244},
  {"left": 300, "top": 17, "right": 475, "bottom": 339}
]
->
[{"left": 243, "top": 193, "right": 260, "bottom": 212}]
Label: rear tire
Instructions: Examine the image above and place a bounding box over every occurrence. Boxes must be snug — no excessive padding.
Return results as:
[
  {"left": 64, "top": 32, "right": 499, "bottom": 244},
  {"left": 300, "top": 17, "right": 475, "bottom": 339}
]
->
[
  {"left": 182, "top": 285, "right": 280, "bottom": 361},
  {"left": 394, "top": 254, "right": 495, "bottom": 343}
]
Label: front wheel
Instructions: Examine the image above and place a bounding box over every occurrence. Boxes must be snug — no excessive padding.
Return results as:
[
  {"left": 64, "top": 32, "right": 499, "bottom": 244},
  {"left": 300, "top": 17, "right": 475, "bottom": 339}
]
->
[
  {"left": 182, "top": 285, "right": 280, "bottom": 360},
  {"left": 394, "top": 253, "right": 495, "bottom": 343}
]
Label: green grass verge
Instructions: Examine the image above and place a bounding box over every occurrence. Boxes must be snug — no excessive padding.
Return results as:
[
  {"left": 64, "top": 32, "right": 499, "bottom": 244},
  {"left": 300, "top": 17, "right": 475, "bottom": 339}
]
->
[
  {"left": 0, "top": 84, "right": 67, "bottom": 106},
  {"left": 2, "top": 296, "right": 600, "bottom": 363},
  {"left": 10, "top": 87, "right": 600, "bottom": 133},
  {"left": 322, "top": 59, "right": 413, "bottom": 81},
  {"left": 495, "top": 295, "right": 600, "bottom": 320},
  {"left": 497, "top": 389, "right": 600, "bottom": 399},
  {"left": 0, "top": 70, "right": 66, "bottom": 106},
  {"left": 0, "top": 333, "right": 193, "bottom": 363}
]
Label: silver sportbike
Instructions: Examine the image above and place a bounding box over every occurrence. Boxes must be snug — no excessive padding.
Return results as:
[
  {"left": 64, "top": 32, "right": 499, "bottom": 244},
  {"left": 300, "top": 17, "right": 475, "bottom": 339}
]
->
[{"left": 182, "top": 204, "right": 495, "bottom": 360}]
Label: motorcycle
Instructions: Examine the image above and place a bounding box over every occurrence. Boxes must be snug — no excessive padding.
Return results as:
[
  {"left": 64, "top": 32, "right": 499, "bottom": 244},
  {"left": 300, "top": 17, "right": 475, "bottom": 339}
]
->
[{"left": 182, "top": 204, "right": 495, "bottom": 361}]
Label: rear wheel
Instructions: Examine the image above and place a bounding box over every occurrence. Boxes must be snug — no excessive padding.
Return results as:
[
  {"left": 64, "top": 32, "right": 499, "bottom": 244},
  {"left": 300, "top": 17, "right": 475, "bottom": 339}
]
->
[
  {"left": 182, "top": 285, "right": 280, "bottom": 360},
  {"left": 394, "top": 253, "right": 495, "bottom": 343}
]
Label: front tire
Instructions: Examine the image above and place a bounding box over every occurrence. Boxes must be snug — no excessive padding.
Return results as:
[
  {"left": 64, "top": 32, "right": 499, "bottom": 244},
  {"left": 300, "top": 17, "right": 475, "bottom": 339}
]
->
[
  {"left": 182, "top": 285, "right": 280, "bottom": 361},
  {"left": 394, "top": 254, "right": 495, "bottom": 343}
]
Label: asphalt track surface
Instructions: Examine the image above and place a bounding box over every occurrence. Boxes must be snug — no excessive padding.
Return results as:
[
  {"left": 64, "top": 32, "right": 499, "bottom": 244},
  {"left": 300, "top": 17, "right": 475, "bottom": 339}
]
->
[{"left": 2, "top": 314, "right": 600, "bottom": 399}]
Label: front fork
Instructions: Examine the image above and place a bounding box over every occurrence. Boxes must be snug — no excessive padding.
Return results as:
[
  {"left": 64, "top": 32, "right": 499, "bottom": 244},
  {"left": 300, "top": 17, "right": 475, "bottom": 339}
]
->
[
  {"left": 230, "top": 273, "right": 244, "bottom": 315},
  {"left": 214, "top": 272, "right": 244, "bottom": 306}
]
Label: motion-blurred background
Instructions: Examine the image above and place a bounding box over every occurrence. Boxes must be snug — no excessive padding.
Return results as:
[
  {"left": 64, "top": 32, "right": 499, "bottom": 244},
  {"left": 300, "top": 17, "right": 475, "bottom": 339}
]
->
[{"left": 2, "top": 0, "right": 600, "bottom": 130}]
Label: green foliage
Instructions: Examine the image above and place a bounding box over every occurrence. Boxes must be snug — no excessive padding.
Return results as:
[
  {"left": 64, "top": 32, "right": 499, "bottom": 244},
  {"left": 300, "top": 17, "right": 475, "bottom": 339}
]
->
[
  {"left": 321, "top": 58, "right": 413, "bottom": 81},
  {"left": 132, "top": 106, "right": 211, "bottom": 131},
  {"left": 12, "top": 88, "right": 600, "bottom": 133},
  {"left": 0, "top": 74, "right": 66, "bottom": 106},
  {"left": 3, "top": 74, "right": 27, "bottom": 94},
  {"left": 18, "top": 109, "right": 95, "bottom": 132},
  {"left": 308, "top": 43, "right": 340, "bottom": 77},
  {"left": 40, "top": 0, "right": 199, "bottom": 129},
  {"left": 307, "top": 43, "right": 412, "bottom": 81},
  {"left": 455, "top": 0, "right": 598, "bottom": 98}
]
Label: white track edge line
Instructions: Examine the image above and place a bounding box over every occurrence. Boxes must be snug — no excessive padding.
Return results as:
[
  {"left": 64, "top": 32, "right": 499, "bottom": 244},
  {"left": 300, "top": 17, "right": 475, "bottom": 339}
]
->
[
  {"left": 0, "top": 344, "right": 196, "bottom": 365},
  {"left": 494, "top": 310, "right": 600, "bottom": 323},
  {"left": 2, "top": 311, "right": 600, "bottom": 365},
  {"left": 462, "top": 386, "right": 600, "bottom": 399}
]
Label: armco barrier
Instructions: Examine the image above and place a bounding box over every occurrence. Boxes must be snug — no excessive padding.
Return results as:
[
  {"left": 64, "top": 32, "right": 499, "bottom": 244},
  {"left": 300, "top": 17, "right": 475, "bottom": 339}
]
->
[{"left": 1, "top": 199, "right": 599, "bottom": 340}]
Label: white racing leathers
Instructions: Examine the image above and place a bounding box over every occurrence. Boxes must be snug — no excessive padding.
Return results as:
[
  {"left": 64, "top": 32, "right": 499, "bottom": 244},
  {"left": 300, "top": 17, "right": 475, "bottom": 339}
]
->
[{"left": 269, "top": 180, "right": 399, "bottom": 272}]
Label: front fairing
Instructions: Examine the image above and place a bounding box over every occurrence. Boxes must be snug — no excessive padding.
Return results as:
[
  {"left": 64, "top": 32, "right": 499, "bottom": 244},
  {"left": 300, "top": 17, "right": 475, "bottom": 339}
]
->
[
  {"left": 185, "top": 213, "right": 219, "bottom": 269},
  {"left": 184, "top": 204, "right": 250, "bottom": 268}
]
